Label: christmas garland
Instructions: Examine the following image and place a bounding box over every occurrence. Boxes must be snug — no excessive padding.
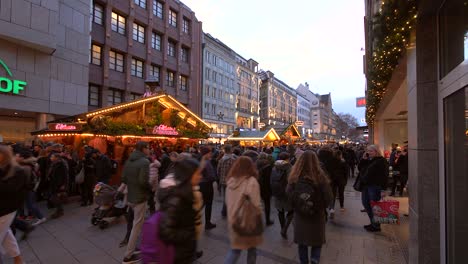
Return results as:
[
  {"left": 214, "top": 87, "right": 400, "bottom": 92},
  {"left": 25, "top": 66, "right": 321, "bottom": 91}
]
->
[{"left": 366, "top": 0, "right": 417, "bottom": 125}]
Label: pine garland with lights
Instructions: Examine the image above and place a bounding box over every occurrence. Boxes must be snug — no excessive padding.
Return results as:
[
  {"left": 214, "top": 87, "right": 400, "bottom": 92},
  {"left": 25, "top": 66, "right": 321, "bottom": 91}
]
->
[{"left": 366, "top": 0, "right": 417, "bottom": 125}]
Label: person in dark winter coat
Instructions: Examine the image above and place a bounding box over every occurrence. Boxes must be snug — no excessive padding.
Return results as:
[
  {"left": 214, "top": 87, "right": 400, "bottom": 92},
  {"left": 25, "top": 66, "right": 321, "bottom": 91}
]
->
[
  {"left": 0, "top": 145, "right": 27, "bottom": 264},
  {"left": 81, "top": 147, "right": 96, "bottom": 206},
  {"left": 198, "top": 146, "right": 217, "bottom": 230},
  {"left": 256, "top": 153, "right": 274, "bottom": 225},
  {"left": 94, "top": 150, "right": 112, "bottom": 184},
  {"left": 286, "top": 150, "right": 333, "bottom": 264},
  {"left": 318, "top": 148, "right": 340, "bottom": 219},
  {"left": 271, "top": 152, "right": 293, "bottom": 239},
  {"left": 391, "top": 148, "right": 408, "bottom": 196},
  {"left": 330, "top": 150, "right": 349, "bottom": 213},
  {"left": 358, "top": 145, "right": 389, "bottom": 232},
  {"left": 47, "top": 153, "right": 68, "bottom": 219},
  {"left": 158, "top": 158, "right": 199, "bottom": 264}
]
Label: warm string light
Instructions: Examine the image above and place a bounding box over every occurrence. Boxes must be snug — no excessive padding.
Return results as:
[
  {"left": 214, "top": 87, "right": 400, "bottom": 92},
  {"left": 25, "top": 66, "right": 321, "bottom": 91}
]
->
[{"left": 365, "top": 0, "right": 417, "bottom": 125}]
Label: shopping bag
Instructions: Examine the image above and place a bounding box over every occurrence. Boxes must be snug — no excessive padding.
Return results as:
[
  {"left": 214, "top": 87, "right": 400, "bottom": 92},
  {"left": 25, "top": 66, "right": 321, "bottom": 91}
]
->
[
  {"left": 371, "top": 199, "right": 400, "bottom": 225},
  {"left": 75, "top": 167, "right": 85, "bottom": 184}
]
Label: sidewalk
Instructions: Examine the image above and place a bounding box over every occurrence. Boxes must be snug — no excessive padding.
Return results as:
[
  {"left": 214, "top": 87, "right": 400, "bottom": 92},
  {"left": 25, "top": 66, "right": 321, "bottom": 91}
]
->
[{"left": 2, "top": 184, "right": 407, "bottom": 264}]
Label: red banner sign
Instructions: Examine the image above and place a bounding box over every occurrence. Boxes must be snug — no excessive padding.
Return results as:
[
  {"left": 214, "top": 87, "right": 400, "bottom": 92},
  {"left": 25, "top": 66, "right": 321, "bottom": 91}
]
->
[
  {"left": 48, "top": 123, "right": 82, "bottom": 131},
  {"left": 150, "top": 125, "right": 179, "bottom": 136},
  {"left": 356, "top": 97, "right": 366, "bottom": 108}
]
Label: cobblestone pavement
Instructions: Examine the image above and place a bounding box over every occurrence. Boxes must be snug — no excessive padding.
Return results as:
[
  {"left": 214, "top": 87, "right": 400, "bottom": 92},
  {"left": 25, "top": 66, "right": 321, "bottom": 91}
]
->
[{"left": 2, "top": 183, "right": 407, "bottom": 264}]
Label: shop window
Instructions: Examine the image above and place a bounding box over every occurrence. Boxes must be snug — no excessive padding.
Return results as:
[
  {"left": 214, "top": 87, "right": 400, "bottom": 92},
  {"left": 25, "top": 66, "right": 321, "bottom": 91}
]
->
[
  {"left": 444, "top": 87, "right": 468, "bottom": 263},
  {"left": 439, "top": 1, "right": 468, "bottom": 78},
  {"left": 92, "top": 3, "right": 104, "bottom": 25},
  {"left": 111, "top": 12, "right": 126, "bottom": 35},
  {"left": 131, "top": 58, "right": 144, "bottom": 78},
  {"left": 109, "top": 50, "right": 124, "bottom": 72},
  {"left": 88, "top": 85, "right": 101, "bottom": 107},
  {"left": 108, "top": 89, "right": 123, "bottom": 105},
  {"left": 153, "top": 0, "right": 163, "bottom": 19}
]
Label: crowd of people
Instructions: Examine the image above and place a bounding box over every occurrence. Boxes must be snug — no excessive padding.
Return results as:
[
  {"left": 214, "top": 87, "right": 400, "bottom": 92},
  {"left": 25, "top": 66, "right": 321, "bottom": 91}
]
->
[{"left": 0, "top": 140, "right": 409, "bottom": 264}]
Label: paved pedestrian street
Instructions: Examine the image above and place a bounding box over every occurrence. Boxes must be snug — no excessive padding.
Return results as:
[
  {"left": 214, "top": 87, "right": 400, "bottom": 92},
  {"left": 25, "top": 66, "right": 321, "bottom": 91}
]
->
[{"left": 2, "top": 184, "right": 407, "bottom": 264}]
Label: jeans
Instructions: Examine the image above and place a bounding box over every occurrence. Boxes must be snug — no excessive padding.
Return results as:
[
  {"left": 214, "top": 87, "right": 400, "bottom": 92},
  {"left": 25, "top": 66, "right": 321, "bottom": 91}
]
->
[
  {"left": 330, "top": 183, "right": 345, "bottom": 209},
  {"left": 361, "top": 185, "right": 382, "bottom": 228},
  {"left": 224, "top": 248, "right": 256, "bottom": 264},
  {"left": 298, "top": 244, "right": 321, "bottom": 264},
  {"left": 25, "top": 191, "right": 44, "bottom": 219},
  {"left": 124, "top": 202, "right": 147, "bottom": 258}
]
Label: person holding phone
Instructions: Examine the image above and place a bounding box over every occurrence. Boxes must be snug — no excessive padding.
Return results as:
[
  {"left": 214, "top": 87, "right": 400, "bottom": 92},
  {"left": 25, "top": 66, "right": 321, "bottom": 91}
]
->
[{"left": 357, "top": 145, "right": 389, "bottom": 232}]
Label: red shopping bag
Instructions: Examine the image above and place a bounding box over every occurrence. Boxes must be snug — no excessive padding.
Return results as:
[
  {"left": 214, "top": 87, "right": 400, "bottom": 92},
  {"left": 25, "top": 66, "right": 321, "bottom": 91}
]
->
[{"left": 371, "top": 200, "right": 400, "bottom": 225}]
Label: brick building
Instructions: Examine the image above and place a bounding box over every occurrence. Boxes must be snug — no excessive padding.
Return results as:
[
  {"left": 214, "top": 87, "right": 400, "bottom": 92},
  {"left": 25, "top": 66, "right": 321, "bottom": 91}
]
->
[{"left": 89, "top": 0, "right": 203, "bottom": 114}]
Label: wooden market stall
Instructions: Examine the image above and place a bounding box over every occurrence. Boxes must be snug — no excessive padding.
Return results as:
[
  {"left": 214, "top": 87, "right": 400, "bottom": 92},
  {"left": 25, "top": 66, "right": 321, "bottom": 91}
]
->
[
  {"left": 226, "top": 128, "right": 281, "bottom": 147},
  {"left": 31, "top": 94, "right": 211, "bottom": 183},
  {"left": 263, "top": 124, "right": 301, "bottom": 144}
]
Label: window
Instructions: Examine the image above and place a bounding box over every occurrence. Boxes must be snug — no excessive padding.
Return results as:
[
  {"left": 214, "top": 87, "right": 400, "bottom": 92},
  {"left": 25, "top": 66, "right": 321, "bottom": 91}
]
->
[
  {"left": 205, "top": 85, "right": 210, "bottom": 96},
  {"left": 444, "top": 87, "right": 468, "bottom": 263},
  {"left": 205, "top": 69, "right": 210, "bottom": 81},
  {"left": 211, "top": 104, "right": 216, "bottom": 115},
  {"left": 204, "top": 102, "right": 209, "bottom": 113},
  {"left": 169, "top": 9, "right": 177, "bottom": 27},
  {"left": 166, "top": 71, "right": 175, "bottom": 87},
  {"left": 130, "top": 93, "right": 141, "bottom": 101},
  {"left": 92, "top": 3, "right": 104, "bottom": 25},
  {"left": 153, "top": 0, "right": 163, "bottom": 18},
  {"left": 88, "top": 85, "right": 101, "bottom": 106},
  {"left": 167, "top": 41, "right": 176, "bottom": 57},
  {"left": 151, "top": 32, "right": 162, "bottom": 50},
  {"left": 181, "top": 47, "right": 189, "bottom": 62},
  {"left": 111, "top": 12, "right": 126, "bottom": 35},
  {"left": 134, "top": 0, "right": 146, "bottom": 9},
  {"left": 131, "top": 58, "right": 144, "bottom": 78},
  {"left": 91, "top": 44, "right": 102, "bottom": 65},
  {"left": 149, "top": 65, "right": 160, "bottom": 81},
  {"left": 109, "top": 51, "right": 124, "bottom": 72},
  {"left": 133, "top": 22, "right": 145, "bottom": 43},
  {"left": 212, "top": 88, "right": 216, "bottom": 98},
  {"left": 179, "top": 75, "right": 187, "bottom": 91},
  {"left": 182, "top": 17, "right": 190, "bottom": 33},
  {"left": 108, "top": 89, "right": 123, "bottom": 105}
]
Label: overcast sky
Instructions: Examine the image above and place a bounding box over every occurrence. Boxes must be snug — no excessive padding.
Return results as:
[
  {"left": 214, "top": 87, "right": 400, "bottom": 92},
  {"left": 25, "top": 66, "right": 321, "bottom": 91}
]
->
[{"left": 183, "top": 0, "right": 367, "bottom": 124}]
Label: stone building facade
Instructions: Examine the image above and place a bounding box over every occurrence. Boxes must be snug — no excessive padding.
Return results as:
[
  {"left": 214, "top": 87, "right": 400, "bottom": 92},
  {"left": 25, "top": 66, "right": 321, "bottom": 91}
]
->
[
  {"left": 0, "top": 0, "right": 90, "bottom": 142},
  {"left": 235, "top": 55, "right": 259, "bottom": 130},
  {"left": 89, "top": 0, "right": 202, "bottom": 114},
  {"left": 201, "top": 33, "right": 237, "bottom": 141},
  {"left": 259, "top": 70, "right": 297, "bottom": 126},
  {"left": 296, "top": 90, "right": 311, "bottom": 137},
  {"left": 364, "top": 0, "right": 468, "bottom": 263}
]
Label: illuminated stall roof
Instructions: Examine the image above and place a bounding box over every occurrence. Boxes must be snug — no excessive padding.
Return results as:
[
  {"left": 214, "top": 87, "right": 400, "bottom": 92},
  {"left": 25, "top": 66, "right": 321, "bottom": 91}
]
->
[
  {"left": 227, "top": 128, "right": 280, "bottom": 141},
  {"left": 264, "top": 124, "right": 301, "bottom": 138},
  {"left": 31, "top": 94, "right": 210, "bottom": 138}
]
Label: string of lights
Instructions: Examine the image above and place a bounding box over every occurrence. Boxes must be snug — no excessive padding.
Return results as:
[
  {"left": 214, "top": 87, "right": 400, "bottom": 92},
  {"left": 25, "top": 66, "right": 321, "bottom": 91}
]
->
[{"left": 366, "top": 0, "right": 417, "bottom": 125}]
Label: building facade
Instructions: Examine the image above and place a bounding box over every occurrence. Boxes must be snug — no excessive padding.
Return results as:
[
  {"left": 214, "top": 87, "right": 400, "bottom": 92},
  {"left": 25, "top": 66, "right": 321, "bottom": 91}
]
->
[
  {"left": 235, "top": 56, "right": 259, "bottom": 130},
  {"left": 297, "top": 83, "right": 321, "bottom": 138},
  {"left": 310, "top": 93, "right": 336, "bottom": 140},
  {"left": 259, "top": 70, "right": 297, "bottom": 126},
  {"left": 89, "top": 0, "right": 202, "bottom": 114},
  {"left": 201, "top": 33, "right": 237, "bottom": 141},
  {"left": 0, "top": 0, "right": 90, "bottom": 142},
  {"left": 296, "top": 90, "right": 311, "bottom": 137},
  {"left": 364, "top": 0, "right": 468, "bottom": 263}
]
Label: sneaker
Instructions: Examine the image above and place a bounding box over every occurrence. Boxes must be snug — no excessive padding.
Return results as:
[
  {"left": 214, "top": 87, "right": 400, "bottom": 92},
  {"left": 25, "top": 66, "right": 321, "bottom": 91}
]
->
[
  {"left": 340, "top": 208, "right": 345, "bottom": 212},
  {"left": 133, "top": 248, "right": 141, "bottom": 255},
  {"left": 122, "top": 254, "right": 141, "bottom": 264},
  {"left": 360, "top": 209, "right": 367, "bottom": 212},
  {"left": 119, "top": 239, "right": 128, "bottom": 248},
  {"left": 32, "top": 218, "right": 47, "bottom": 226}
]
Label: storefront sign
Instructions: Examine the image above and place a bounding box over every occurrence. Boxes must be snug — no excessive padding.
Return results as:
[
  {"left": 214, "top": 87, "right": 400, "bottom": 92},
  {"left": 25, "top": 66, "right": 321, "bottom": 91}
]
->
[
  {"left": 356, "top": 97, "right": 366, "bottom": 108},
  {"left": 150, "top": 125, "right": 179, "bottom": 136},
  {"left": 295, "top": 121, "right": 304, "bottom": 126},
  {"left": 48, "top": 123, "right": 82, "bottom": 131},
  {"left": 0, "top": 59, "right": 27, "bottom": 95}
]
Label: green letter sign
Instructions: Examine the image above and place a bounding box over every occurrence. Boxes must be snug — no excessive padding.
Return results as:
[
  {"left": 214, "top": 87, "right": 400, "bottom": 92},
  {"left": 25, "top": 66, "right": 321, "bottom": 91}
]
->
[{"left": 0, "top": 59, "right": 27, "bottom": 95}]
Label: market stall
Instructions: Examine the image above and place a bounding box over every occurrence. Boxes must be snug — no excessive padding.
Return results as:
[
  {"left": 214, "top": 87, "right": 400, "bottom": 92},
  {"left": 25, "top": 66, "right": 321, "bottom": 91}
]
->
[
  {"left": 31, "top": 94, "right": 211, "bottom": 183},
  {"left": 262, "top": 124, "right": 301, "bottom": 144},
  {"left": 226, "top": 128, "right": 281, "bottom": 147}
]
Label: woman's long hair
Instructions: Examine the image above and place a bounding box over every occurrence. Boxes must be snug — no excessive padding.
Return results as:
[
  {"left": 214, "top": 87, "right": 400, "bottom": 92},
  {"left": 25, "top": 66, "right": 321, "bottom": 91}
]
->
[
  {"left": 288, "top": 150, "right": 329, "bottom": 185},
  {"left": 227, "top": 156, "right": 258, "bottom": 180}
]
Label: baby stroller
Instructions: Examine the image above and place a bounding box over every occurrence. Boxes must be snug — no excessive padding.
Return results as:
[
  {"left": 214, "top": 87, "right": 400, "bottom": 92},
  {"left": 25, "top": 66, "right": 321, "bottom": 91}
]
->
[{"left": 91, "top": 182, "right": 127, "bottom": 229}]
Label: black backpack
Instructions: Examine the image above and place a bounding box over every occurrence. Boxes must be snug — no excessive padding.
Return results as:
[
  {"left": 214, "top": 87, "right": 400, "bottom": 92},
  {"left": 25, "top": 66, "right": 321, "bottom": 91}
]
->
[
  {"left": 290, "top": 178, "right": 323, "bottom": 217},
  {"left": 270, "top": 167, "right": 287, "bottom": 197}
]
